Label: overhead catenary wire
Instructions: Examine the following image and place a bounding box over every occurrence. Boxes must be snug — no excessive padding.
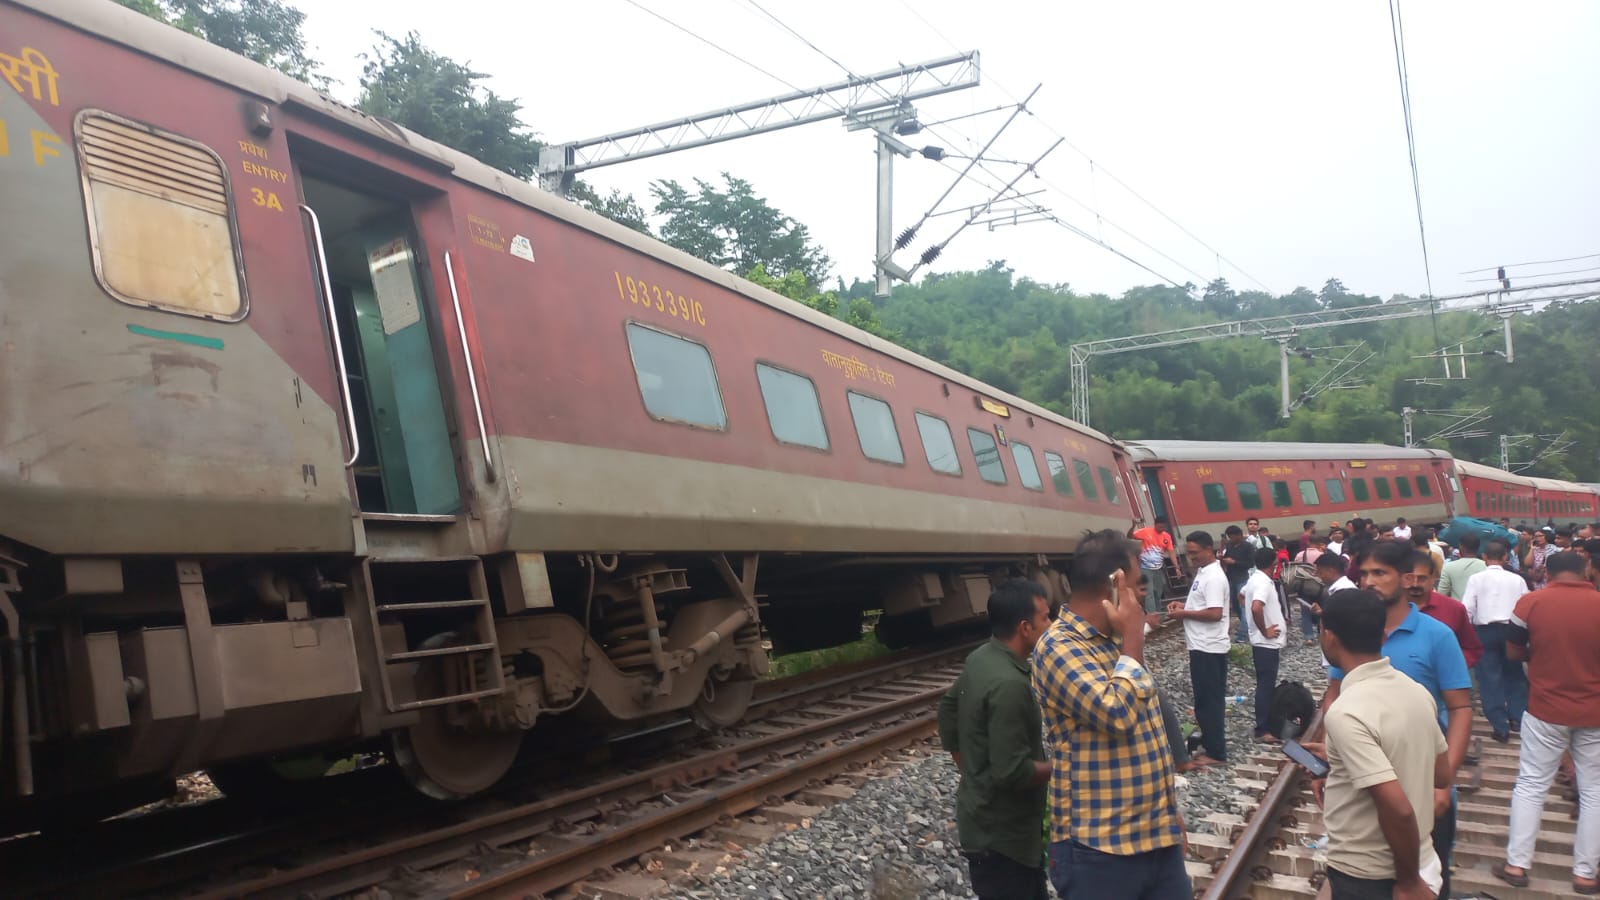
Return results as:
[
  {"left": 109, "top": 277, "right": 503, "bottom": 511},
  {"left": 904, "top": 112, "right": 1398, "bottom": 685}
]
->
[
  {"left": 896, "top": 0, "right": 1274, "bottom": 294},
  {"left": 738, "top": 0, "right": 1196, "bottom": 289},
  {"left": 618, "top": 0, "right": 808, "bottom": 96},
  {"left": 1387, "top": 0, "right": 1440, "bottom": 349},
  {"left": 1461, "top": 252, "right": 1600, "bottom": 275}
]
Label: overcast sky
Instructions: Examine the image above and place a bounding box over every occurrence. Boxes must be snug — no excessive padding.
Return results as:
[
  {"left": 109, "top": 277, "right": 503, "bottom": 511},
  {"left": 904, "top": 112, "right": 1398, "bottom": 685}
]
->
[{"left": 293, "top": 0, "right": 1600, "bottom": 300}]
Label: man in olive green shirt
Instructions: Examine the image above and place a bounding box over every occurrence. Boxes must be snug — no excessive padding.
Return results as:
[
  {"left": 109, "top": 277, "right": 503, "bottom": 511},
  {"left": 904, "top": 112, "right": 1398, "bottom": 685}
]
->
[{"left": 937, "top": 579, "right": 1052, "bottom": 900}]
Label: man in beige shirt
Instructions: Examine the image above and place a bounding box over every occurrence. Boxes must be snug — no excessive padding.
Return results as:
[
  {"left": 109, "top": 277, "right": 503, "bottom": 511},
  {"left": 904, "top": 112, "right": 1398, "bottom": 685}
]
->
[{"left": 1306, "top": 588, "right": 1451, "bottom": 900}]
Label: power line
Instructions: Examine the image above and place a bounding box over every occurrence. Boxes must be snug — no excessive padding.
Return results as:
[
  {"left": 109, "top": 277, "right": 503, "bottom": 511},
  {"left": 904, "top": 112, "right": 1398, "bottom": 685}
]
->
[
  {"left": 1466, "top": 264, "right": 1600, "bottom": 283},
  {"left": 896, "top": 0, "right": 1274, "bottom": 294},
  {"left": 740, "top": 1, "right": 1200, "bottom": 289},
  {"left": 1387, "top": 0, "right": 1439, "bottom": 349},
  {"left": 619, "top": 0, "right": 805, "bottom": 95},
  {"left": 1462, "top": 252, "right": 1600, "bottom": 274}
]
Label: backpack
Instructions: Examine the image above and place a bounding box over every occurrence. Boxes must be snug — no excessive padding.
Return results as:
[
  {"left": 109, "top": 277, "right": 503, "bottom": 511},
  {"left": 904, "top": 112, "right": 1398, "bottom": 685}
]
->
[
  {"left": 1281, "top": 561, "right": 1323, "bottom": 601},
  {"left": 1270, "top": 680, "right": 1318, "bottom": 742}
]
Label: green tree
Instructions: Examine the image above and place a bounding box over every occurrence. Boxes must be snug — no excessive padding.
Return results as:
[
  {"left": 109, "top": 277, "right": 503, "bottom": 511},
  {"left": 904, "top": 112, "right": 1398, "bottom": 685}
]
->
[
  {"left": 356, "top": 31, "right": 542, "bottom": 179},
  {"left": 115, "top": 0, "right": 323, "bottom": 83},
  {"left": 746, "top": 266, "right": 893, "bottom": 339},
  {"left": 653, "top": 175, "right": 831, "bottom": 286},
  {"left": 568, "top": 183, "right": 652, "bottom": 235}
]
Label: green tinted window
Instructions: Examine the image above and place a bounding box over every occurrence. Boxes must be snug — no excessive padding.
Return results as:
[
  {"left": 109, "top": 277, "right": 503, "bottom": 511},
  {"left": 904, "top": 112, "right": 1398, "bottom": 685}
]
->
[
  {"left": 1415, "top": 476, "right": 1431, "bottom": 497},
  {"left": 1270, "top": 481, "right": 1293, "bottom": 507},
  {"left": 1299, "top": 480, "right": 1321, "bottom": 505},
  {"left": 1098, "top": 466, "right": 1121, "bottom": 504},
  {"left": 1075, "top": 459, "right": 1098, "bottom": 499},
  {"left": 1325, "top": 479, "right": 1347, "bottom": 503},
  {"left": 1043, "top": 452, "right": 1072, "bottom": 496},
  {"left": 1012, "top": 442, "right": 1044, "bottom": 491},
  {"left": 1237, "top": 482, "right": 1262, "bottom": 510},
  {"left": 1395, "top": 477, "right": 1412, "bottom": 499},
  {"left": 1351, "top": 478, "right": 1370, "bottom": 502},
  {"left": 1203, "top": 483, "right": 1229, "bottom": 512},
  {"left": 1375, "top": 478, "right": 1392, "bottom": 500}
]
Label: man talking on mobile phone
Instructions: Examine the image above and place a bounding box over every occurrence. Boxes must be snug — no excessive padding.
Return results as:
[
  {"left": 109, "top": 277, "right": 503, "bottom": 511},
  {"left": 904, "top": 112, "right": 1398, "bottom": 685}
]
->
[{"left": 1306, "top": 589, "right": 1451, "bottom": 900}]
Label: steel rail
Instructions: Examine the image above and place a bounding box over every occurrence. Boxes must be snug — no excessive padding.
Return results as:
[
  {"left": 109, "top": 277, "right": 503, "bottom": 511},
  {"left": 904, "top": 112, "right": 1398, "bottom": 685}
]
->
[
  {"left": 449, "top": 713, "right": 940, "bottom": 900},
  {"left": 189, "top": 677, "right": 956, "bottom": 899},
  {"left": 1201, "top": 710, "right": 1326, "bottom": 899}
]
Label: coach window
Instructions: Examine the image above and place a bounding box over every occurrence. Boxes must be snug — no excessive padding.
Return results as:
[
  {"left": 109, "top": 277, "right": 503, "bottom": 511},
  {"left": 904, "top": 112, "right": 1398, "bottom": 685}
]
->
[
  {"left": 914, "top": 413, "right": 961, "bottom": 475},
  {"left": 1374, "top": 478, "right": 1392, "bottom": 500},
  {"left": 1270, "top": 481, "right": 1293, "bottom": 507},
  {"left": 755, "top": 363, "right": 827, "bottom": 450},
  {"left": 1299, "top": 480, "right": 1321, "bottom": 505},
  {"left": 1074, "top": 459, "right": 1099, "bottom": 500},
  {"left": 1395, "top": 477, "right": 1413, "bottom": 499},
  {"left": 1011, "top": 442, "right": 1044, "bottom": 491},
  {"left": 968, "top": 428, "right": 1007, "bottom": 484},
  {"left": 1415, "top": 476, "right": 1432, "bottom": 497},
  {"left": 626, "top": 323, "right": 727, "bottom": 429},
  {"left": 1202, "top": 482, "right": 1230, "bottom": 513},
  {"left": 1043, "top": 451, "right": 1073, "bottom": 496},
  {"left": 76, "top": 111, "right": 247, "bottom": 320},
  {"left": 847, "top": 392, "right": 904, "bottom": 464},
  {"left": 1350, "top": 478, "right": 1370, "bottom": 502},
  {"left": 1325, "top": 479, "right": 1347, "bottom": 504},
  {"left": 1236, "top": 482, "right": 1262, "bottom": 511},
  {"left": 1097, "top": 466, "right": 1121, "bottom": 504}
]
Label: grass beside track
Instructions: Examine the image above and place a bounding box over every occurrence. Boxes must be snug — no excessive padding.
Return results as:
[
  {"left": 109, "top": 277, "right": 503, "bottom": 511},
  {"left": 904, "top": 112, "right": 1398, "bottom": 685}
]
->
[{"left": 766, "top": 633, "right": 893, "bottom": 679}]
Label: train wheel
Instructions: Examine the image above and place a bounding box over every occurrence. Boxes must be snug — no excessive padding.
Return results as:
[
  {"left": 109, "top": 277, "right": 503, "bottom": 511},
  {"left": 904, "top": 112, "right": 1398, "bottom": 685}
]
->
[
  {"left": 391, "top": 652, "right": 522, "bottom": 800},
  {"left": 689, "top": 669, "right": 753, "bottom": 730}
]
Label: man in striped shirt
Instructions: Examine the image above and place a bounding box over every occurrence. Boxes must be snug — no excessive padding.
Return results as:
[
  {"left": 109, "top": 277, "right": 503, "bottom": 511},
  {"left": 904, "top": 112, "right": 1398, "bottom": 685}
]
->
[{"left": 1033, "top": 530, "right": 1189, "bottom": 899}]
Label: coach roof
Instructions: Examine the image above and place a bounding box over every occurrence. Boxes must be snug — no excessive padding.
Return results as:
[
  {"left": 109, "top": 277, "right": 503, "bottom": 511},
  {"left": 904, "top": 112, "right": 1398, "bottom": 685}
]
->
[
  {"left": 28, "top": 0, "right": 1116, "bottom": 447},
  {"left": 1453, "top": 459, "right": 1539, "bottom": 488},
  {"left": 1122, "top": 440, "right": 1451, "bottom": 463}
]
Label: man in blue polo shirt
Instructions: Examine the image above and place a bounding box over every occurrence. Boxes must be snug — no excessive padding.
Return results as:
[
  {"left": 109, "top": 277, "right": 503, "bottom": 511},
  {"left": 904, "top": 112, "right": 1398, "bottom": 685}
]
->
[{"left": 1321, "top": 540, "right": 1474, "bottom": 899}]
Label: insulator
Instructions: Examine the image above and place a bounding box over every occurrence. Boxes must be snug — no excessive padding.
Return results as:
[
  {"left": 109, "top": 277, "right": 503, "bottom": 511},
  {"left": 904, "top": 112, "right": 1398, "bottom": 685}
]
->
[
  {"left": 919, "top": 243, "right": 944, "bottom": 266},
  {"left": 894, "top": 226, "right": 918, "bottom": 250}
]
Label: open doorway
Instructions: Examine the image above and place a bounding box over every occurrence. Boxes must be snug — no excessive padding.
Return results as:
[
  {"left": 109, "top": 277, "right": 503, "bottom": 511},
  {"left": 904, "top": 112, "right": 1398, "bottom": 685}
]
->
[{"left": 302, "top": 176, "right": 461, "bottom": 516}]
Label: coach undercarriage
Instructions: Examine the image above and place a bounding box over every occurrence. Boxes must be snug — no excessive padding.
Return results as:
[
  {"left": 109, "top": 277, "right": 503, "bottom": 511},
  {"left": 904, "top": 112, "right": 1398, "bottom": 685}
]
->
[{"left": 0, "top": 538, "right": 1040, "bottom": 828}]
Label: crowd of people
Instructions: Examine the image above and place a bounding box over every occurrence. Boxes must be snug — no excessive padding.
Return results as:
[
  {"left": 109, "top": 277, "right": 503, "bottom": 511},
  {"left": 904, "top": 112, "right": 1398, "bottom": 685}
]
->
[{"left": 937, "top": 512, "right": 1600, "bottom": 899}]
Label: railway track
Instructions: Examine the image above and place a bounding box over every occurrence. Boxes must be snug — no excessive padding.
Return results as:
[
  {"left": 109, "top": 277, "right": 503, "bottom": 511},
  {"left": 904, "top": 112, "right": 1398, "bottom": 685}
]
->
[
  {"left": 1190, "top": 714, "right": 1579, "bottom": 899},
  {"left": 3, "top": 640, "right": 978, "bottom": 899}
]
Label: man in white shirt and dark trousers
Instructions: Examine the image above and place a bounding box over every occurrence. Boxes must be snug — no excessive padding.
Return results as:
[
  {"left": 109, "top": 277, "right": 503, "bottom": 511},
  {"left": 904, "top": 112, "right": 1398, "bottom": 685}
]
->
[
  {"left": 1245, "top": 546, "right": 1286, "bottom": 742},
  {"left": 1168, "top": 530, "right": 1231, "bottom": 766},
  {"left": 1461, "top": 538, "right": 1530, "bottom": 743}
]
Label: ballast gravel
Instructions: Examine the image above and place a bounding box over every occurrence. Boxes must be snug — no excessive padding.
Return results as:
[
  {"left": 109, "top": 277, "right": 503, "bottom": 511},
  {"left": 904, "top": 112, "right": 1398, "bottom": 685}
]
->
[{"left": 670, "top": 617, "right": 1329, "bottom": 899}]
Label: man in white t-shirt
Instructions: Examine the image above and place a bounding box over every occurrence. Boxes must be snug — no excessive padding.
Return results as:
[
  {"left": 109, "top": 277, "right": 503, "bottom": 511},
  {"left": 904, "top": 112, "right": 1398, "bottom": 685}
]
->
[
  {"left": 1244, "top": 546, "right": 1287, "bottom": 742},
  {"left": 1168, "top": 530, "right": 1231, "bottom": 765},
  {"left": 1314, "top": 553, "right": 1354, "bottom": 664},
  {"left": 1392, "top": 518, "right": 1412, "bottom": 541}
]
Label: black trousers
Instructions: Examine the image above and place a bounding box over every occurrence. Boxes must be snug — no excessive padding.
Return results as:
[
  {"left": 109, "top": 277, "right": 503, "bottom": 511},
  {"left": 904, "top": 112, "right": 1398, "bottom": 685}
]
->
[
  {"left": 1189, "top": 650, "right": 1229, "bottom": 761},
  {"left": 1327, "top": 865, "right": 1443, "bottom": 900},
  {"left": 1251, "top": 646, "right": 1280, "bottom": 738},
  {"left": 965, "top": 850, "right": 1049, "bottom": 900},
  {"left": 1431, "top": 792, "right": 1456, "bottom": 899}
]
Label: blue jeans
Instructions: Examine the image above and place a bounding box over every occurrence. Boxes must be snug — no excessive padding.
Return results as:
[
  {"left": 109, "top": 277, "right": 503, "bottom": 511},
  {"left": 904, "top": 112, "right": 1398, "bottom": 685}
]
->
[
  {"left": 1298, "top": 595, "right": 1319, "bottom": 639},
  {"left": 1049, "top": 840, "right": 1191, "bottom": 900},
  {"left": 1474, "top": 622, "right": 1528, "bottom": 735}
]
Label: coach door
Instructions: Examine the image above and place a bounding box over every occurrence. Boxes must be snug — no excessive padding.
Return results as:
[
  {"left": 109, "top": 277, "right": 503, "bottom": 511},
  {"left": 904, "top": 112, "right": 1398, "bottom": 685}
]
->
[{"left": 296, "top": 172, "right": 463, "bottom": 517}]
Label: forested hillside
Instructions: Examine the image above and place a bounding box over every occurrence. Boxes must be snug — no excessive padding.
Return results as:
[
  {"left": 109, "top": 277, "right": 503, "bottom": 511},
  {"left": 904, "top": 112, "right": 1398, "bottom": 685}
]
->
[{"left": 849, "top": 265, "right": 1599, "bottom": 481}]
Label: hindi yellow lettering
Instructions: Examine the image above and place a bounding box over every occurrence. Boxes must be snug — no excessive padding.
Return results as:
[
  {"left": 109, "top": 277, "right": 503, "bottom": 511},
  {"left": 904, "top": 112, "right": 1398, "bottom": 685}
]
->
[{"left": 0, "top": 48, "right": 60, "bottom": 107}]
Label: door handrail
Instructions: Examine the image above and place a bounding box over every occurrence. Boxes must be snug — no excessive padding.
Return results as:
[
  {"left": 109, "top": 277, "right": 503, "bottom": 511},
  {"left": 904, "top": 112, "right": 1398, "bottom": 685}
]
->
[
  {"left": 300, "top": 204, "right": 361, "bottom": 468},
  {"left": 443, "top": 251, "right": 496, "bottom": 482}
]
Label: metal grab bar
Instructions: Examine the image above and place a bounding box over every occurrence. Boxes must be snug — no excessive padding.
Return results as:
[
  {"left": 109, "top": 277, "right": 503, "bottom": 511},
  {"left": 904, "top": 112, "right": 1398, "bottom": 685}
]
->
[
  {"left": 443, "top": 251, "right": 496, "bottom": 482},
  {"left": 299, "top": 204, "right": 361, "bottom": 468}
]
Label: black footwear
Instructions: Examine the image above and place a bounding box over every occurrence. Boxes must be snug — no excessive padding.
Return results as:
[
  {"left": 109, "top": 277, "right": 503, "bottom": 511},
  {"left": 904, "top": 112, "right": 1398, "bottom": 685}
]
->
[
  {"left": 1463, "top": 754, "right": 1480, "bottom": 766},
  {"left": 1492, "top": 730, "right": 1510, "bottom": 744}
]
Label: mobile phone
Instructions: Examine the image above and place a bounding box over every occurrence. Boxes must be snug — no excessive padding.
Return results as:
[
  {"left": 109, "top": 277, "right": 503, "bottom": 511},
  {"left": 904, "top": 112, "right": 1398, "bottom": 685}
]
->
[{"left": 1283, "top": 739, "right": 1330, "bottom": 778}]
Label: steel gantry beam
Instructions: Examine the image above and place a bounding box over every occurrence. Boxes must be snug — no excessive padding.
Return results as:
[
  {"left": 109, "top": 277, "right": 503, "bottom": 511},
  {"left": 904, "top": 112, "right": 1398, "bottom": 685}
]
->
[
  {"left": 536, "top": 52, "right": 980, "bottom": 191},
  {"left": 1067, "top": 278, "right": 1600, "bottom": 427}
]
